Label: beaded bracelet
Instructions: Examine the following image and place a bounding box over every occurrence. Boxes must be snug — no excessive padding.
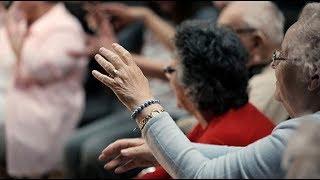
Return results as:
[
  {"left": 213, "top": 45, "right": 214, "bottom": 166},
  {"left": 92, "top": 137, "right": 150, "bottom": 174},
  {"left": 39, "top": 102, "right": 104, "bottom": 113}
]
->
[{"left": 131, "top": 99, "right": 160, "bottom": 120}]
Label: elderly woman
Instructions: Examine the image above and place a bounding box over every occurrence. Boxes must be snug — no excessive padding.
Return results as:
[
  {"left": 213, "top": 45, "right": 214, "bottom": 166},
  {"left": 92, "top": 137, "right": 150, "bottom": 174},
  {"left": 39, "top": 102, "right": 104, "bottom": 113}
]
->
[
  {"left": 2, "top": 1, "right": 87, "bottom": 178},
  {"left": 95, "top": 2, "right": 319, "bottom": 178}
]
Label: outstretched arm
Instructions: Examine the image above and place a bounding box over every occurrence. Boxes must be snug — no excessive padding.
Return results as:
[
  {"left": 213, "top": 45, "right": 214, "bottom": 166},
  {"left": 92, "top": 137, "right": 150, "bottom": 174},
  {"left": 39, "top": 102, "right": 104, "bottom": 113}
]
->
[
  {"left": 99, "top": 3, "right": 176, "bottom": 51},
  {"left": 92, "top": 44, "right": 288, "bottom": 179}
]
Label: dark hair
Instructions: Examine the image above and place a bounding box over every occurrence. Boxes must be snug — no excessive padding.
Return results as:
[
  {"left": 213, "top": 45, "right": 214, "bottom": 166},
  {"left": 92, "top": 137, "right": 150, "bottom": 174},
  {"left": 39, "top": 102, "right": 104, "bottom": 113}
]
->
[{"left": 175, "top": 20, "right": 249, "bottom": 116}]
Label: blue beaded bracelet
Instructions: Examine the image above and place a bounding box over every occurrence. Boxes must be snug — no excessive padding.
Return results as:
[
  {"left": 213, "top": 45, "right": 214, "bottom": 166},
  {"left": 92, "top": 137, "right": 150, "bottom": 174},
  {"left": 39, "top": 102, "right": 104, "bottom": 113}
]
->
[{"left": 131, "top": 99, "right": 160, "bottom": 120}]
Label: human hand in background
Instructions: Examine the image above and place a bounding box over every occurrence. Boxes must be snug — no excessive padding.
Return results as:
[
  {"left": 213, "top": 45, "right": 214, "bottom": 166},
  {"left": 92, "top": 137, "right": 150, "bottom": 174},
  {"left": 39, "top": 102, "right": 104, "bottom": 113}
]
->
[
  {"left": 98, "top": 2, "right": 151, "bottom": 29},
  {"left": 69, "top": 4, "right": 118, "bottom": 59},
  {"left": 99, "top": 138, "right": 158, "bottom": 174}
]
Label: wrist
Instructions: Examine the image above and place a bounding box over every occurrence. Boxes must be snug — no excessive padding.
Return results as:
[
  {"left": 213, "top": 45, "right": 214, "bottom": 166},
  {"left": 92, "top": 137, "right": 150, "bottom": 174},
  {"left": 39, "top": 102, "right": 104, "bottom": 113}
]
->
[
  {"left": 141, "top": 8, "right": 153, "bottom": 24},
  {"left": 128, "top": 95, "right": 154, "bottom": 111},
  {"left": 135, "top": 103, "right": 164, "bottom": 130}
]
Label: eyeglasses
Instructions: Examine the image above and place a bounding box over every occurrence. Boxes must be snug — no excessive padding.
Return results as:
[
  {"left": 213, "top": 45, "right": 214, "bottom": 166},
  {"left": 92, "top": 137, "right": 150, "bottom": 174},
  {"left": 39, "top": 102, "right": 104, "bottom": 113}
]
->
[
  {"left": 271, "top": 50, "right": 287, "bottom": 69},
  {"left": 221, "top": 25, "right": 256, "bottom": 35},
  {"left": 163, "top": 66, "right": 176, "bottom": 74},
  {"left": 234, "top": 27, "right": 256, "bottom": 34}
]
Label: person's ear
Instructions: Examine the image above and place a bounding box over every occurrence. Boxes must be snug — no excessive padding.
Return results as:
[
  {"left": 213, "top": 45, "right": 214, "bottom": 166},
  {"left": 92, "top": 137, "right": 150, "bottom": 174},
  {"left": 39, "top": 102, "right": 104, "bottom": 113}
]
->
[
  {"left": 248, "top": 31, "right": 266, "bottom": 66},
  {"left": 308, "top": 67, "right": 320, "bottom": 91}
]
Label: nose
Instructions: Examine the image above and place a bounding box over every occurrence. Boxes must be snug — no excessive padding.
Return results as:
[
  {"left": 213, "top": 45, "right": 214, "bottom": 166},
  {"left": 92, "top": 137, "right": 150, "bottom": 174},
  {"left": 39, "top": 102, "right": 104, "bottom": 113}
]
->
[{"left": 271, "top": 59, "right": 278, "bottom": 69}]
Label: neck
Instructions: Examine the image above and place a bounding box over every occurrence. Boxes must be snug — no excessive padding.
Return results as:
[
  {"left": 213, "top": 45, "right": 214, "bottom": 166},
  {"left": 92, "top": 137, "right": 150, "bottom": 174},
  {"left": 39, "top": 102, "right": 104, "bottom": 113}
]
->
[
  {"left": 292, "top": 101, "right": 320, "bottom": 118},
  {"left": 286, "top": 91, "right": 320, "bottom": 118}
]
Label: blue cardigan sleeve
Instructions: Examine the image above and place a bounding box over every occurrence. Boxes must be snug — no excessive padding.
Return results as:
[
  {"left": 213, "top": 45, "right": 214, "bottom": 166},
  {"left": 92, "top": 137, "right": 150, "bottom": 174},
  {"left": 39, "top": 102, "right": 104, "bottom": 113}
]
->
[{"left": 142, "top": 112, "right": 301, "bottom": 179}]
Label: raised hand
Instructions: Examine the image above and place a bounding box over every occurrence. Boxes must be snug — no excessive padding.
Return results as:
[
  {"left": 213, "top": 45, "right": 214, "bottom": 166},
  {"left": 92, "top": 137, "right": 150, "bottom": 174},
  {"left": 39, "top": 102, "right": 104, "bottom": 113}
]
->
[
  {"left": 69, "top": 8, "right": 117, "bottom": 58},
  {"left": 92, "top": 43, "right": 154, "bottom": 111},
  {"left": 98, "top": 3, "right": 151, "bottom": 27}
]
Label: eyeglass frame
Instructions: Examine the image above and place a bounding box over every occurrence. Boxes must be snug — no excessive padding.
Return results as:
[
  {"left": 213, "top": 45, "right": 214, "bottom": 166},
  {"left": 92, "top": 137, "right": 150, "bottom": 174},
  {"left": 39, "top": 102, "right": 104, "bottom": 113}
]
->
[
  {"left": 219, "top": 24, "right": 257, "bottom": 35},
  {"left": 163, "top": 66, "right": 176, "bottom": 74},
  {"left": 271, "top": 50, "right": 287, "bottom": 69}
]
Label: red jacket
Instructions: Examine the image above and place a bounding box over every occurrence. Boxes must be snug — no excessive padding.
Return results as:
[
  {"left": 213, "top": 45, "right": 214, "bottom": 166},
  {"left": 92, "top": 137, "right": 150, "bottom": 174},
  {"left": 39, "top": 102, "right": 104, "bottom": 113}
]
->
[{"left": 140, "top": 103, "right": 275, "bottom": 179}]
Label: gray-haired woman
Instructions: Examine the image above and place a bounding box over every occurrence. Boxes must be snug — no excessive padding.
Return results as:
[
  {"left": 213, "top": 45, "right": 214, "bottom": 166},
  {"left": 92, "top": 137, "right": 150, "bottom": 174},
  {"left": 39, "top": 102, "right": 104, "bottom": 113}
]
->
[{"left": 94, "top": 3, "right": 320, "bottom": 178}]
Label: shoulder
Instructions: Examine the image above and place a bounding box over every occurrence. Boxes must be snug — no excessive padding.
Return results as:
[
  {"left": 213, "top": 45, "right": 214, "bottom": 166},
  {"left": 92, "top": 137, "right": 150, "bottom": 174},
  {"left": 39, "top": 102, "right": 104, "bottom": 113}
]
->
[
  {"left": 235, "top": 103, "right": 274, "bottom": 126},
  {"left": 47, "top": 3, "right": 84, "bottom": 34},
  {"left": 272, "top": 112, "right": 320, "bottom": 140}
]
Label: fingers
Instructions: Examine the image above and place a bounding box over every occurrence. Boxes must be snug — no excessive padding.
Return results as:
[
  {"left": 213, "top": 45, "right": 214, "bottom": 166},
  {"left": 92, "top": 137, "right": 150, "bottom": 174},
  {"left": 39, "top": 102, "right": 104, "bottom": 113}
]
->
[
  {"left": 94, "top": 54, "right": 117, "bottom": 77},
  {"left": 99, "top": 3, "right": 127, "bottom": 15},
  {"left": 114, "top": 160, "right": 137, "bottom": 174},
  {"left": 111, "top": 43, "right": 134, "bottom": 65},
  {"left": 99, "top": 47, "right": 125, "bottom": 69},
  {"left": 104, "top": 155, "right": 127, "bottom": 170},
  {"left": 120, "top": 146, "right": 144, "bottom": 158},
  {"left": 92, "top": 70, "right": 114, "bottom": 86},
  {"left": 99, "top": 138, "right": 143, "bottom": 161}
]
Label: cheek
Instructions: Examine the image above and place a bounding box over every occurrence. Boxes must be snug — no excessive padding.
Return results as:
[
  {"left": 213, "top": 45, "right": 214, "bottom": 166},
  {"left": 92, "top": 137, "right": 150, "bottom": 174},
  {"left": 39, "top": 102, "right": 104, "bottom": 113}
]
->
[
  {"left": 274, "top": 68, "right": 283, "bottom": 101},
  {"left": 274, "top": 81, "right": 282, "bottom": 102},
  {"left": 274, "top": 65, "right": 292, "bottom": 103}
]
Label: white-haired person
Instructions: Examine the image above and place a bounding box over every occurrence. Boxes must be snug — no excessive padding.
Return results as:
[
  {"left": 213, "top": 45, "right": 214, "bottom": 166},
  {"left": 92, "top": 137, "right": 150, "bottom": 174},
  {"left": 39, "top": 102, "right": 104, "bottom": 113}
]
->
[
  {"left": 218, "top": 1, "right": 288, "bottom": 124},
  {"left": 93, "top": 2, "right": 320, "bottom": 178},
  {"left": 96, "top": 1, "right": 289, "bottom": 125}
]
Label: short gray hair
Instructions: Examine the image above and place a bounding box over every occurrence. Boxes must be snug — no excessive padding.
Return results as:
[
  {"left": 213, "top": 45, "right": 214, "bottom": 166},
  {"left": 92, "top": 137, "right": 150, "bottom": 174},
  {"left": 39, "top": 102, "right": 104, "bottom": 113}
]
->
[
  {"left": 229, "top": 1, "right": 285, "bottom": 45},
  {"left": 286, "top": 3, "right": 320, "bottom": 83}
]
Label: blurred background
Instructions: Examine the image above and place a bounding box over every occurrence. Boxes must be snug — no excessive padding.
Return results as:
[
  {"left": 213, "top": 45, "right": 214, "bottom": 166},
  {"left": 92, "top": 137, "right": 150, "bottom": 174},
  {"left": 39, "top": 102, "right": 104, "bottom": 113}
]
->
[{"left": 0, "top": 1, "right": 307, "bottom": 179}]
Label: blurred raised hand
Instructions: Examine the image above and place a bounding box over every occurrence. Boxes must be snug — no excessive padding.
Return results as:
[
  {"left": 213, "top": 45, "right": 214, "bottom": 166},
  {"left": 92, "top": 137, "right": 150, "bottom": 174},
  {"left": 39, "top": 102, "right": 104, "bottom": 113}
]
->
[
  {"left": 98, "top": 138, "right": 158, "bottom": 174},
  {"left": 69, "top": 3, "right": 118, "bottom": 58},
  {"left": 97, "top": 2, "right": 151, "bottom": 30}
]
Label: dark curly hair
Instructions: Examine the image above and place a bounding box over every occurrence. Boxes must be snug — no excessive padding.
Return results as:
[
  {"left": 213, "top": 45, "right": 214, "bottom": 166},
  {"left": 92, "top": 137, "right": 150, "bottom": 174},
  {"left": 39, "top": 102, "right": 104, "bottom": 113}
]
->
[{"left": 174, "top": 20, "right": 249, "bottom": 116}]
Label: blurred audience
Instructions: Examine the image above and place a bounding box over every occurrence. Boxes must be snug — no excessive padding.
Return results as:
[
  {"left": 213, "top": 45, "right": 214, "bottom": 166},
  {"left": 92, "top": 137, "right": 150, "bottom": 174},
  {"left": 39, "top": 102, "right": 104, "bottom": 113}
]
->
[
  {"left": 101, "top": 1, "right": 289, "bottom": 125},
  {"left": 65, "top": 1, "right": 145, "bottom": 128},
  {"left": 0, "top": 1, "right": 87, "bottom": 178},
  {"left": 138, "top": 20, "right": 274, "bottom": 179},
  {"left": 63, "top": 1, "right": 217, "bottom": 178},
  {"left": 0, "top": 0, "right": 314, "bottom": 178},
  {"left": 95, "top": 2, "right": 320, "bottom": 178}
]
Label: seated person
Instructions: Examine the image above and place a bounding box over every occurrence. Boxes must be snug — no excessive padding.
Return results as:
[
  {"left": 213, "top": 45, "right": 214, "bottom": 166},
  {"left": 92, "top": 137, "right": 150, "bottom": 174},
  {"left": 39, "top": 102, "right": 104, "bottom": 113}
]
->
[
  {"left": 63, "top": 2, "right": 217, "bottom": 178},
  {"left": 96, "top": 21, "right": 275, "bottom": 178},
  {"left": 101, "top": 1, "right": 289, "bottom": 125},
  {"left": 95, "top": 3, "right": 320, "bottom": 178}
]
